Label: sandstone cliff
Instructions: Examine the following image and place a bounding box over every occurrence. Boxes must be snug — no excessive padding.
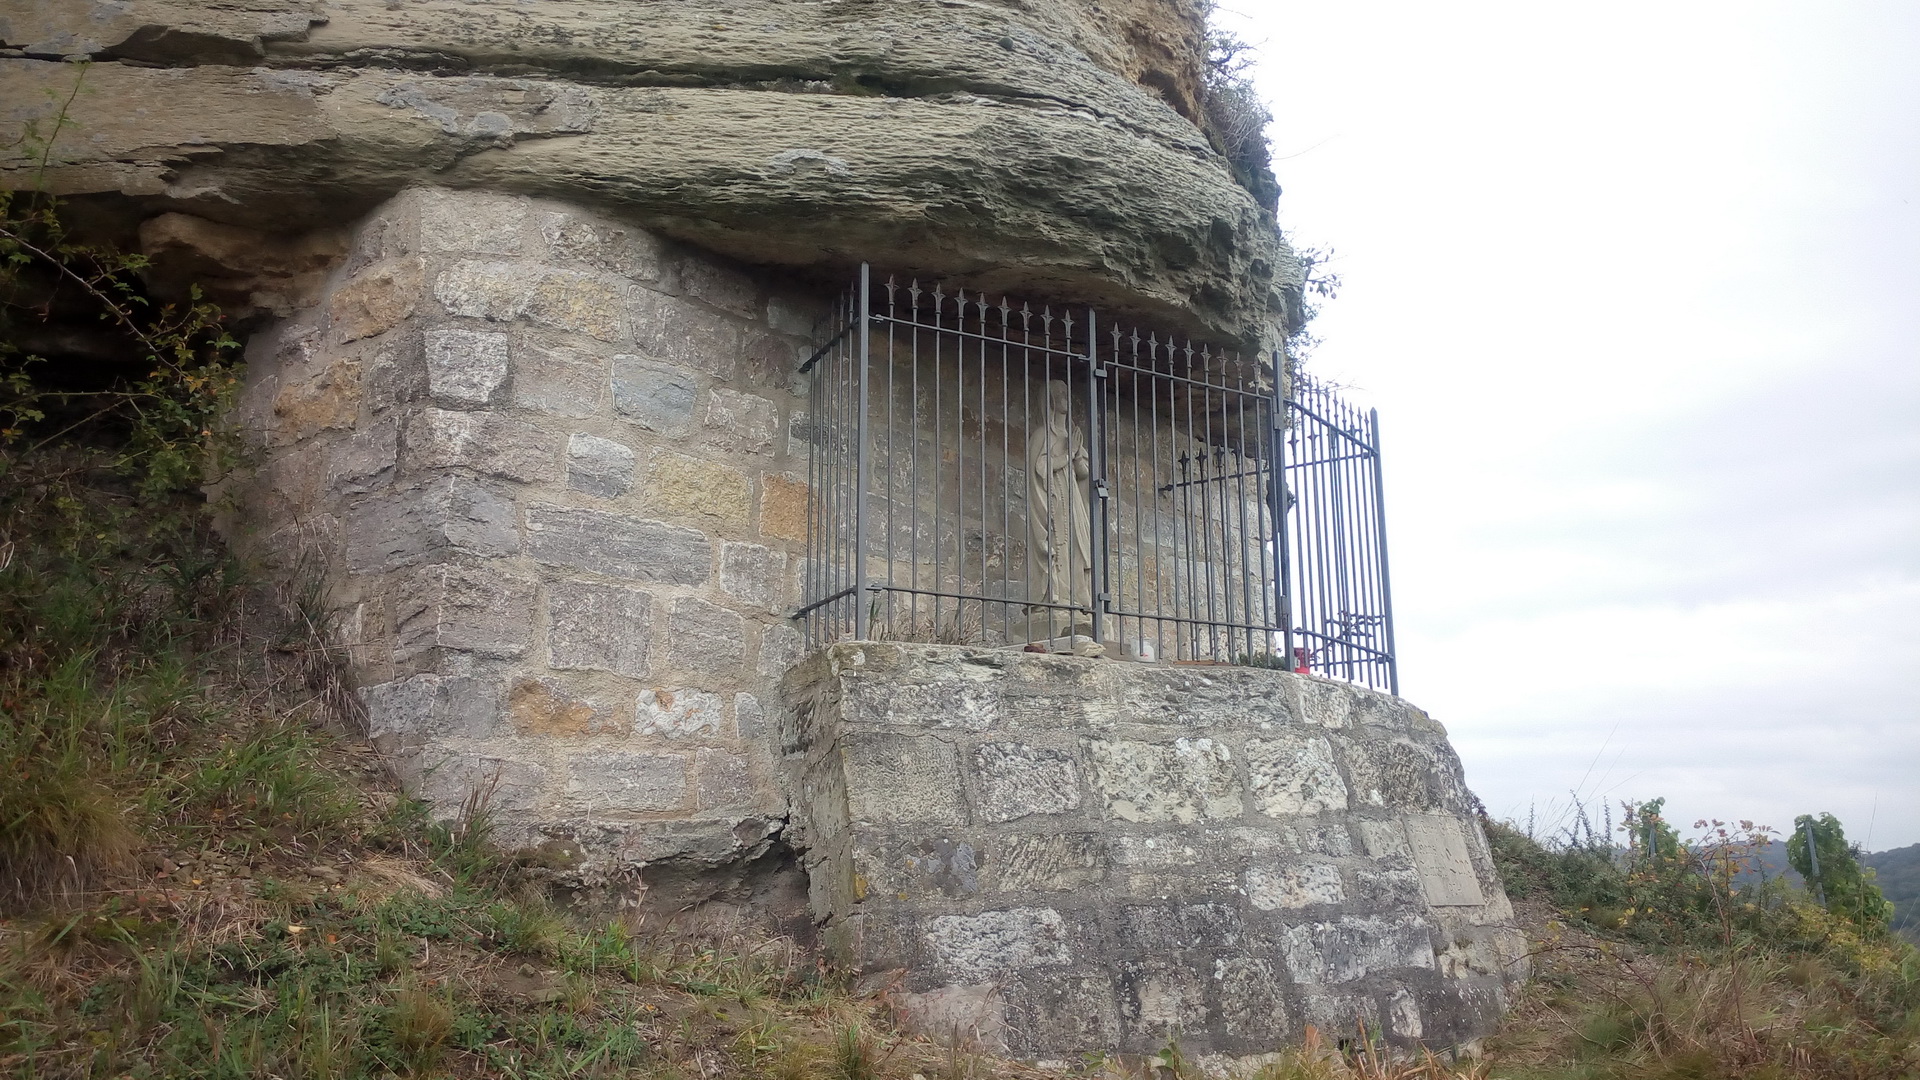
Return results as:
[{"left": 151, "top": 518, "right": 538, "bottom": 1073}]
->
[{"left": 2, "top": 0, "right": 1300, "bottom": 345}]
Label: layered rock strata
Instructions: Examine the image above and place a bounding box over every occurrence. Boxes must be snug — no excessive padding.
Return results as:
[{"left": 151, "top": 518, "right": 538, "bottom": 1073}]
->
[
  {"left": 783, "top": 643, "right": 1528, "bottom": 1063},
  {"left": 2, "top": 0, "right": 1299, "bottom": 344}
]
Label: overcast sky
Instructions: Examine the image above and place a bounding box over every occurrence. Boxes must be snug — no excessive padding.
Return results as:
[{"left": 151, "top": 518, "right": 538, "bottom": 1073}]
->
[{"left": 1224, "top": 2, "right": 1920, "bottom": 849}]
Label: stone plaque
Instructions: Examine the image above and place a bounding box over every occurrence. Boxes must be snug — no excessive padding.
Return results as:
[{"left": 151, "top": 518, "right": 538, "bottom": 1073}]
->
[{"left": 1405, "top": 815, "right": 1486, "bottom": 907}]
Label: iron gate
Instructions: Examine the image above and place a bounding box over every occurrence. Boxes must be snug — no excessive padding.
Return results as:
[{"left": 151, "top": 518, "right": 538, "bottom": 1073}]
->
[{"left": 796, "top": 265, "right": 1398, "bottom": 692}]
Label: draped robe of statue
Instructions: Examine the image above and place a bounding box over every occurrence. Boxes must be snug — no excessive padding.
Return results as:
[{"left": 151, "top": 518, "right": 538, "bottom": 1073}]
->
[{"left": 1026, "top": 380, "right": 1094, "bottom": 638}]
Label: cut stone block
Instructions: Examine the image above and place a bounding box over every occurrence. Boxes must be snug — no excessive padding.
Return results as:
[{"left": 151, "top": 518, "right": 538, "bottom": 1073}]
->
[
  {"left": 424, "top": 327, "right": 509, "bottom": 405},
  {"left": 1247, "top": 732, "right": 1350, "bottom": 815},
  {"left": 611, "top": 353, "right": 699, "bottom": 436},
  {"left": 566, "top": 433, "right": 635, "bottom": 497},
  {"left": 1406, "top": 814, "right": 1487, "bottom": 907},
  {"left": 974, "top": 742, "right": 1081, "bottom": 822},
  {"left": 546, "top": 579, "right": 653, "bottom": 678},
  {"left": 1085, "top": 737, "right": 1239, "bottom": 823},
  {"left": 843, "top": 733, "right": 966, "bottom": 825},
  {"left": 566, "top": 751, "right": 689, "bottom": 812},
  {"left": 926, "top": 908, "right": 1070, "bottom": 982},
  {"left": 525, "top": 504, "right": 710, "bottom": 585}
]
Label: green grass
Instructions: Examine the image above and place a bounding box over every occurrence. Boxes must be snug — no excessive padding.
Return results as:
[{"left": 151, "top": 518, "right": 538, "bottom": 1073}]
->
[{"left": 3, "top": 451, "right": 1915, "bottom": 1080}]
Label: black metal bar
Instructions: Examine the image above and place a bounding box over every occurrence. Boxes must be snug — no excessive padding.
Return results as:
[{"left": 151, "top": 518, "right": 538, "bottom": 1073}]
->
[
  {"left": 1087, "top": 307, "right": 1105, "bottom": 646},
  {"left": 1370, "top": 407, "right": 1400, "bottom": 694},
  {"left": 869, "top": 313, "right": 1086, "bottom": 361},
  {"left": 797, "top": 273, "right": 1387, "bottom": 686},
  {"left": 1273, "top": 351, "right": 1294, "bottom": 675}
]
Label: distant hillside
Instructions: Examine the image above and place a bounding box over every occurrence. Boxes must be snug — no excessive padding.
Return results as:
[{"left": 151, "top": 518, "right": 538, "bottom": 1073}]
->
[{"left": 1865, "top": 843, "right": 1920, "bottom": 944}]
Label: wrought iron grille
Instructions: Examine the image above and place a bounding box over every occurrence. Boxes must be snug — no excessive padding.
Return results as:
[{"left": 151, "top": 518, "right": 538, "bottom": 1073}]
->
[
  {"left": 796, "top": 264, "right": 1398, "bottom": 691},
  {"left": 1282, "top": 374, "right": 1398, "bottom": 692}
]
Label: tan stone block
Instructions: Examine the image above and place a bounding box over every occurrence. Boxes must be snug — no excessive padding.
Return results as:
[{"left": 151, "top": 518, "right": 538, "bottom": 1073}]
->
[
  {"left": 508, "top": 677, "right": 629, "bottom": 737},
  {"left": 643, "top": 451, "right": 749, "bottom": 530},
  {"left": 435, "top": 260, "right": 625, "bottom": 342},
  {"left": 759, "top": 471, "right": 808, "bottom": 542},
  {"left": 271, "top": 358, "right": 362, "bottom": 439},
  {"left": 328, "top": 257, "right": 422, "bottom": 343}
]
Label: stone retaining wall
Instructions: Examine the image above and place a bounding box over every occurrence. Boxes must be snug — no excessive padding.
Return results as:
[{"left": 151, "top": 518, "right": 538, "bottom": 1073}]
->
[
  {"left": 782, "top": 643, "right": 1527, "bottom": 1063},
  {"left": 232, "top": 186, "right": 817, "bottom": 883}
]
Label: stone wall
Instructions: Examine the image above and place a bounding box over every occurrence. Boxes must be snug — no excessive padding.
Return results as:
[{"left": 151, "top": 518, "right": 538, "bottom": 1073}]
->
[
  {"left": 232, "top": 186, "right": 818, "bottom": 884},
  {"left": 782, "top": 644, "right": 1527, "bottom": 1063}
]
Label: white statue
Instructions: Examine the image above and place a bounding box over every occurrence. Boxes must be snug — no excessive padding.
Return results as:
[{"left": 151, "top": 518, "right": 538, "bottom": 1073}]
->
[{"left": 1026, "top": 380, "right": 1094, "bottom": 640}]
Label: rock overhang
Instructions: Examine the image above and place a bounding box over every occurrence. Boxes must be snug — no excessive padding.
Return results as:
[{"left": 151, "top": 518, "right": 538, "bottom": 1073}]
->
[{"left": 0, "top": 0, "right": 1302, "bottom": 348}]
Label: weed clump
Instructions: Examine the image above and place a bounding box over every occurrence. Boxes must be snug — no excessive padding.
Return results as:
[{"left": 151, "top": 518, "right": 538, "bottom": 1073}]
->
[{"left": 1484, "top": 802, "right": 1920, "bottom": 1079}]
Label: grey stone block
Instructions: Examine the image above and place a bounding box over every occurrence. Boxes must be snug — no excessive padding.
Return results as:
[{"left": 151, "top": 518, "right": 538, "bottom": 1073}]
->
[
  {"left": 758, "top": 623, "right": 805, "bottom": 679},
  {"left": 546, "top": 579, "right": 653, "bottom": 677},
  {"left": 1213, "top": 957, "right": 1290, "bottom": 1043},
  {"left": 926, "top": 907, "right": 1070, "bottom": 982},
  {"left": 734, "top": 691, "right": 766, "bottom": 739},
  {"left": 635, "top": 687, "right": 726, "bottom": 739},
  {"left": 844, "top": 733, "right": 966, "bottom": 825},
  {"left": 974, "top": 742, "right": 1081, "bottom": 823},
  {"left": 566, "top": 751, "right": 689, "bottom": 812},
  {"left": 1005, "top": 973, "right": 1119, "bottom": 1056},
  {"left": 979, "top": 833, "right": 1105, "bottom": 893},
  {"left": 1353, "top": 865, "right": 1425, "bottom": 908},
  {"left": 419, "top": 189, "right": 527, "bottom": 255},
  {"left": 1247, "top": 733, "right": 1350, "bottom": 815},
  {"left": 630, "top": 289, "right": 741, "bottom": 378},
  {"left": 1299, "top": 678, "right": 1356, "bottom": 728},
  {"left": 1116, "top": 902, "right": 1243, "bottom": 952},
  {"left": 345, "top": 475, "right": 519, "bottom": 573},
  {"left": 1085, "top": 738, "right": 1239, "bottom": 823},
  {"left": 538, "top": 212, "right": 665, "bottom": 281},
  {"left": 424, "top": 327, "right": 509, "bottom": 405},
  {"left": 1340, "top": 736, "right": 1462, "bottom": 812},
  {"left": 358, "top": 672, "right": 499, "bottom": 744},
  {"left": 330, "top": 416, "right": 399, "bottom": 494},
  {"left": 679, "top": 257, "right": 757, "bottom": 317},
  {"left": 406, "top": 407, "right": 561, "bottom": 482},
  {"left": 611, "top": 353, "right": 699, "bottom": 436},
  {"left": 695, "top": 747, "right": 757, "bottom": 810},
  {"left": 395, "top": 561, "right": 536, "bottom": 659},
  {"left": 702, "top": 387, "right": 780, "bottom": 454},
  {"left": 896, "top": 837, "right": 982, "bottom": 897},
  {"left": 1387, "top": 988, "right": 1423, "bottom": 1040},
  {"left": 1355, "top": 817, "right": 1413, "bottom": 858},
  {"left": 525, "top": 504, "right": 710, "bottom": 584},
  {"left": 1405, "top": 815, "right": 1488, "bottom": 907},
  {"left": 413, "top": 752, "right": 547, "bottom": 819},
  {"left": 719, "top": 541, "right": 785, "bottom": 612},
  {"left": 513, "top": 335, "right": 605, "bottom": 418},
  {"left": 663, "top": 597, "right": 748, "bottom": 677},
  {"left": 1116, "top": 959, "right": 1208, "bottom": 1043},
  {"left": 845, "top": 678, "right": 1001, "bottom": 732},
  {"left": 1281, "top": 915, "right": 1436, "bottom": 984},
  {"left": 566, "top": 433, "right": 636, "bottom": 497},
  {"left": 766, "top": 296, "right": 819, "bottom": 337},
  {"left": 435, "top": 260, "right": 625, "bottom": 342},
  {"left": 1245, "top": 861, "right": 1346, "bottom": 910}
]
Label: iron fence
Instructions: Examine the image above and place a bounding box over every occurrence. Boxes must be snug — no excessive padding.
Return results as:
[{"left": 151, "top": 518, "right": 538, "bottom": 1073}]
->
[
  {"left": 795, "top": 264, "right": 1398, "bottom": 691},
  {"left": 1281, "top": 374, "right": 1398, "bottom": 692}
]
